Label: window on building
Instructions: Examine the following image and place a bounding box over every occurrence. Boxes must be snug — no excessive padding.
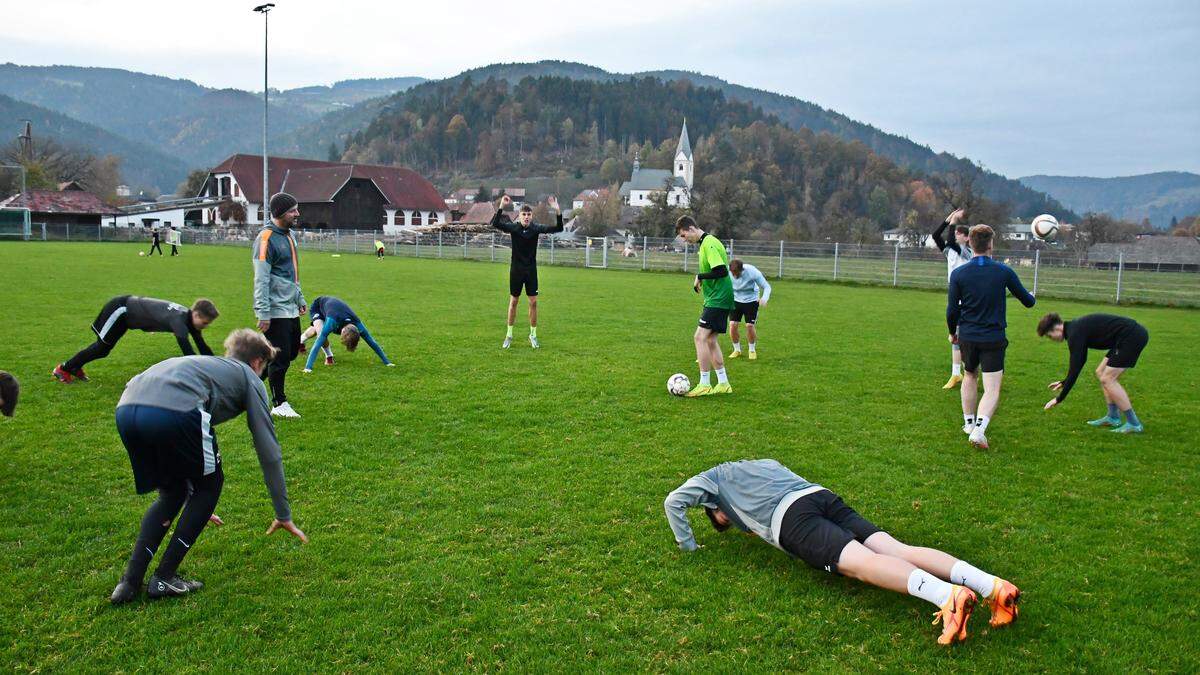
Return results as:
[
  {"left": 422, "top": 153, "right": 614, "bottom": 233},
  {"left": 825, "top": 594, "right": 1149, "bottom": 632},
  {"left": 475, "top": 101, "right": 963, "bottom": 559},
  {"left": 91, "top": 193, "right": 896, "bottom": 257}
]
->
[{"left": 234, "top": 184, "right": 241, "bottom": 197}]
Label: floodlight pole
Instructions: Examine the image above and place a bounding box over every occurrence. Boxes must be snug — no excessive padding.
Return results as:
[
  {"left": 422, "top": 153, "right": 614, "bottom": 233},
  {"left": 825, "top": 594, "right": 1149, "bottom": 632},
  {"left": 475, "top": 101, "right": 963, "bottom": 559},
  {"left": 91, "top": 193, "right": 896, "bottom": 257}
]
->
[{"left": 254, "top": 3, "right": 275, "bottom": 222}]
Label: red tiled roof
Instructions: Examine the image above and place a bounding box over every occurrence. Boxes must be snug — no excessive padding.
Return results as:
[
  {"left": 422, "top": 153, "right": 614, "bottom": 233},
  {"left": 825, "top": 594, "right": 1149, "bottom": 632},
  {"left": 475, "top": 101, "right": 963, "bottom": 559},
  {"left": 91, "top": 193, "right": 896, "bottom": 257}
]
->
[
  {"left": 1, "top": 189, "right": 121, "bottom": 215},
  {"left": 207, "top": 154, "right": 447, "bottom": 212},
  {"left": 458, "top": 201, "right": 496, "bottom": 225},
  {"left": 279, "top": 166, "right": 355, "bottom": 203}
]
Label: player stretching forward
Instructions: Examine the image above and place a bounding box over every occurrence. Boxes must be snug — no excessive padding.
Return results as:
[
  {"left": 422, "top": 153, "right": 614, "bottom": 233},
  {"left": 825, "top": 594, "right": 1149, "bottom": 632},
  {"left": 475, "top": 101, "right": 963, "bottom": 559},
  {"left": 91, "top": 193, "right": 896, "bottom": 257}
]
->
[
  {"left": 490, "top": 194, "right": 563, "bottom": 348},
  {"left": 933, "top": 209, "right": 973, "bottom": 388},
  {"left": 676, "top": 216, "right": 734, "bottom": 396},
  {"left": 109, "top": 329, "right": 307, "bottom": 605},
  {"left": 1037, "top": 312, "right": 1149, "bottom": 433},
  {"left": 53, "top": 296, "right": 218, "bottom": 383},
  {"left": 664, "top": 459, "right": 1021, "bottom": 645},
  {"left": 300, "top": 295, "right": 394, "bottom": 372},
  {"left": 727, "top": 258, "right": 771, "bottom": 360},
  {"left": 947, "top": 225, "right": 1036, "bottom": 449}
]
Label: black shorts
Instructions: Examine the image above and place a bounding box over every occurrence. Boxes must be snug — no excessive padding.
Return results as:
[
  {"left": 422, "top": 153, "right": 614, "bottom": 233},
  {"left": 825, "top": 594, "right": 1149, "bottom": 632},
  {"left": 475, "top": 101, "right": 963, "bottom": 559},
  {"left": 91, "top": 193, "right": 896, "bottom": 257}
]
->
[
  {"left": 91, "top": 295, "right": 132, "bottom": 346},
  {"left": 116, "top": 404, "right": 221, "bottom": 494},
  {"left": 510, "top": 266, "right": 538, "bottom": 297},
  {"left": 777, "top": 489, "right": 881, "bottom": 574},
  {"left": 1107, "top": 325, "right": 1149, "bottom": 369},
  {"left": 959, "top": 338, "right": 1008, "bottom": 373},
  {"left": 730, "top": 301, "right": 759, "bottom": 324},
  {"left": 264, "top": 316, "right": 301, "bottom": 364},
  {"left": 698, "top": 306, "right": 730, "bottom": 334}
]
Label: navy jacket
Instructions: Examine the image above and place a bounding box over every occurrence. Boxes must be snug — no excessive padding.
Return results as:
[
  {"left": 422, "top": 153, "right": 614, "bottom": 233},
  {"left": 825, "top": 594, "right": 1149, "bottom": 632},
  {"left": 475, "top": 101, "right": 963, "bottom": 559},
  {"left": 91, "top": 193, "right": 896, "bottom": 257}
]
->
[{"left": 947, "top": 256, "right": 1036, "bottom": 342}]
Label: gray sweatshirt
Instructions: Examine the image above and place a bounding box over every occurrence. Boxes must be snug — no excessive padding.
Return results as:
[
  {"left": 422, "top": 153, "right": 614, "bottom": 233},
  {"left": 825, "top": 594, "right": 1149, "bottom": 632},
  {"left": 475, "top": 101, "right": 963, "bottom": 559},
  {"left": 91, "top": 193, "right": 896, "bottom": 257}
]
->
[
  {"left": 664, "top": 459, "right": 820, "bottom": 552},
  {"left": 121, "top": 296, "right": 213, "bottom": 356},
  {"left": 117, "top": 356, "right": 291, "bottom": 521},
  {"left": 251, "top": 224, "right": 305, "bottom": 321}
]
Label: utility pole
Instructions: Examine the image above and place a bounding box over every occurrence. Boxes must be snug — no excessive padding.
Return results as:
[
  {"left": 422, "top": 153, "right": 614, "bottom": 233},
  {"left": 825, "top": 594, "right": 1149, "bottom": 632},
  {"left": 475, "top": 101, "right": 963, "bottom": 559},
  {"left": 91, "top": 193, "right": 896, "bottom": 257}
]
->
[{"left": 253, "top": 4, "right": 275, "bottom": 221}]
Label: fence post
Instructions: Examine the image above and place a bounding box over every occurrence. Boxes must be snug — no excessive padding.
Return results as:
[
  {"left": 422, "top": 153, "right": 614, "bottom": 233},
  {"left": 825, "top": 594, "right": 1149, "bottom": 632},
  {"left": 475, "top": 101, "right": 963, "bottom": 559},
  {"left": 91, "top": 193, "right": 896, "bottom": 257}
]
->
[
  {"left": 438, "top": 230, "right": 443, "bottom": 258},
  {"left": 778, "top": 240, "right": 784, "bottom": 278},
  {"left": 833, "top": 242, "right": 840, "bottom": 280},
  {"left": 66, "top": 223, "right": 70, "bottom": 241},
  {"left": 98, "top": 224, "right": 103, "bottom": 242},
  {"left": 683, "top": 243, "right": 688, "bottom": 272},
  {"left": 728, "top": 238, "right": 733, "bottom": 256},
  {"left": 1033, "top": 249, "right": 1040, "bottom": 296},
  {"left": 1116, "top": 252, "right": 1124, "bottom": 303},
  {"left": 415, "top": 233, "right": 420, "bottom": 258},
  {"left": 491, "top": 232, "right": 495, "bottom": 262},
  {"left": 643, "top": 236, "right": 648, "bottom": 271},
  {"left": 336, "top": 229, "right": 340, "bottom": 252},
  {"left": 892, "top": 244, "right": 900, "bottom": 287},
  {"left": 603, "top": 237, "right": 609, "bottom": 268},
  {"left": 550, "top": 237, "right": 555, "bottom": 264},
  {"left": 353, "top": 229, "right": 358, "bottom": 253},
  {"left": 463, "top": 233, "right": 467, "bottom": 259}
]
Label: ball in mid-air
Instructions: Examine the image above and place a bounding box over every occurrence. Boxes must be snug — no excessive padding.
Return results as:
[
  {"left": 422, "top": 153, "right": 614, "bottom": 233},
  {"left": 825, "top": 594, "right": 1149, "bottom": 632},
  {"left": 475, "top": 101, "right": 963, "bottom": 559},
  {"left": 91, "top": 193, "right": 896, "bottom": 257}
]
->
[
  {"left": 667, "top": 373, "right": 690, "bottom": 396},
  {"left": 1031, "top": 214, "right": 1059, "bottom": 241}
]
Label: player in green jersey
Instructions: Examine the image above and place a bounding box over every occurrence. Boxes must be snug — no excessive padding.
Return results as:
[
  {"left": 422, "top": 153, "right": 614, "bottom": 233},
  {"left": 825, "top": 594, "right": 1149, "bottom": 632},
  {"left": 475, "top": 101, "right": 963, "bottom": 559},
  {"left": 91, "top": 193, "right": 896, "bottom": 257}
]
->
[{"left": 675, "top": 216, "right": 734, "bottom": 396}]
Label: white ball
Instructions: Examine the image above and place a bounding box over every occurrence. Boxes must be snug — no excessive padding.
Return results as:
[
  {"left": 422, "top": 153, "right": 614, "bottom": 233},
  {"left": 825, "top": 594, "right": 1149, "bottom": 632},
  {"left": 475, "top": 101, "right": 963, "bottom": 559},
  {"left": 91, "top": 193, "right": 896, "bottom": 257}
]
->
[
  {"left": 667, "top": 373, "right": 691, "bottom": 396},
  {"left": 1031, "top": 214, "right": 1059, "bottom": 241},
  {"left": 138, "top": 251, "right": 145, "bottom": 256}
]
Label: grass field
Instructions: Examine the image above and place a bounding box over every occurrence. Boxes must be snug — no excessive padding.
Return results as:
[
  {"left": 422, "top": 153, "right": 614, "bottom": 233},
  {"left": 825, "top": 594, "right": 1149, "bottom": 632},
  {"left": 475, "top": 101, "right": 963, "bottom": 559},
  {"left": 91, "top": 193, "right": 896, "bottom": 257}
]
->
[{"left": 1, "top": 242, "right": 1197, "bottom": 672}]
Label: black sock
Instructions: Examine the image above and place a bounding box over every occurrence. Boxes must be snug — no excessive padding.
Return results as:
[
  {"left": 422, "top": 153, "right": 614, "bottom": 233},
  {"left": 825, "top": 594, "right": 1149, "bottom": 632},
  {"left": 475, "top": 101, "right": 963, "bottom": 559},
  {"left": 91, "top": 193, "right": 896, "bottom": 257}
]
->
[
  {"left": 63, "top": 340, "right": 112, "bottom": 373},
  {"left": 123, "top": 483, "right": 188, "bottom": 585},
  {"left": 155, "top": 470, "right": 223, "bottom": 580}
]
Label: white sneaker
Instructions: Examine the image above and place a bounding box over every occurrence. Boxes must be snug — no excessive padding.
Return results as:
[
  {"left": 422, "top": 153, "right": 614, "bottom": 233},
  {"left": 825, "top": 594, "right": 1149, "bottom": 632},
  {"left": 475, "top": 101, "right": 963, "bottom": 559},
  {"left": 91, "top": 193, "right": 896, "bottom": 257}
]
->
[
  {"left": 529, "top": 335, "right": 540, "bottom": 349},
  {"left": 271, "top": 402, "right": 301, "bottom": 418},
  {"left": 962, "top": 423, "right": 975, "bottom": 435},
  {"left": 501, "top": 336, "right": 512, "bottom": 349},
  {"left": 968, "top": 427, "right": 988, "bottom": 449}
]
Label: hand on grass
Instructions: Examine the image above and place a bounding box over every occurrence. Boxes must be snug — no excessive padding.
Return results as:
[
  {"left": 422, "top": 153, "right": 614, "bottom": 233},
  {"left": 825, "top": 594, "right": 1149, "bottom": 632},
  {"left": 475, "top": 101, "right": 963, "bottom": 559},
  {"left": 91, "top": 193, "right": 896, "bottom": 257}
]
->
[
  {"left": 1048, "top": 381, "right": 1063, "bottom": 390},
  {"left": 1044, "top": 398, "right": 1059, "bottom": 410},
  {"left": 209, "top": 513, "right": 224, "bottom": 526},
  {"left": 266, "top": 519, "right": 308, "bottom": 543}
]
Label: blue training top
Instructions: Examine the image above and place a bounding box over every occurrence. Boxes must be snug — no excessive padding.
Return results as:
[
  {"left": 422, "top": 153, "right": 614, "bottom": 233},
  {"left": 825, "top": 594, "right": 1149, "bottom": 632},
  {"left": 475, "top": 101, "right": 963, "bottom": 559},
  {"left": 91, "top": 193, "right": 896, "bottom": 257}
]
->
[
  {"left": 305, "top": 296, "right": 390, "bottom": 369},
  {"left": 947, "top": 256, "right": 1036, "bottom": 342}
]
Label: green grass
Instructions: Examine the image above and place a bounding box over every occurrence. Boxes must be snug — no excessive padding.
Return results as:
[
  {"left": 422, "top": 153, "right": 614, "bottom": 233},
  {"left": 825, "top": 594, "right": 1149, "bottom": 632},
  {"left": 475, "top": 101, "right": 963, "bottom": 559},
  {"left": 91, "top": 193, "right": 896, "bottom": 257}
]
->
[{"left": 1, "top": 242, "right": 1197, "bottom": 672}]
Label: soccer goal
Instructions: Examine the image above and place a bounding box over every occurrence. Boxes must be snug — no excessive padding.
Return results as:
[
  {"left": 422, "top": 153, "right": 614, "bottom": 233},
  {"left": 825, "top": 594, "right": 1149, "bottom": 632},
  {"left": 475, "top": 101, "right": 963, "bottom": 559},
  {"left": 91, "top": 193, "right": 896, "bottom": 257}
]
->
[
  {"left": 585, "top": 237, "right": 608, "bottom": 268},
  {"left": 0, "top": 208, "right": 31, "bottom": 239}
]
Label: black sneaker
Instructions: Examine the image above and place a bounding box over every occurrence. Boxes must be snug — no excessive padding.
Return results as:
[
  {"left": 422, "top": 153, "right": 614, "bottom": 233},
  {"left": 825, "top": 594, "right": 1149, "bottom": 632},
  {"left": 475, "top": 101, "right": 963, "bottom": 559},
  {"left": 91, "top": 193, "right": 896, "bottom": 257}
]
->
[
  {"left": 146, "top": 574, "right": 203, "bottom": 599},
  {"left": 110, "top": 578, "right": 141, "bottom": 605}
]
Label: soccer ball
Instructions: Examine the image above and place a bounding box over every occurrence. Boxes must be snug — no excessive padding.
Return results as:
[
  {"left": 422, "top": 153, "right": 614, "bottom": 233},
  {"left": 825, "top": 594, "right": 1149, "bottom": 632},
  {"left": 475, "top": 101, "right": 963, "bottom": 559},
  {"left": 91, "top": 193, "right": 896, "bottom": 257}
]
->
[
  {"left": 138, "top": 251, "right": 145, "bottom": 256},
  {"left": 1031, "top": 214, "right": 1059, "bottom": 241},
  {"left": 667, "top": 373, "right": 691, "bottom": 396}
]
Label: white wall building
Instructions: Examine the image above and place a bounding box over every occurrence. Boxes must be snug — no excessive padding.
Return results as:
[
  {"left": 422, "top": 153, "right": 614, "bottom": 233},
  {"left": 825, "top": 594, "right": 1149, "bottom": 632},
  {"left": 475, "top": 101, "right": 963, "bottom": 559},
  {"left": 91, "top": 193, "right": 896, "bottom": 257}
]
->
[{"left": 618, "top": 121, "right": 693, "bottom": 208}]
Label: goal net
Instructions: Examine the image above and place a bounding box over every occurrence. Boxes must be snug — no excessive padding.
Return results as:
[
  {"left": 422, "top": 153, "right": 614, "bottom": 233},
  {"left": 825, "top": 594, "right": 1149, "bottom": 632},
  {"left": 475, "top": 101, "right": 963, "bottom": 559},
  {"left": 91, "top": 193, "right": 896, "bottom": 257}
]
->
[
  {"left": 585, "top": 237, "right": 608, "bottom": 268},
  {"left": 0, "top": 208, "right": 31, "bottom": 238}
]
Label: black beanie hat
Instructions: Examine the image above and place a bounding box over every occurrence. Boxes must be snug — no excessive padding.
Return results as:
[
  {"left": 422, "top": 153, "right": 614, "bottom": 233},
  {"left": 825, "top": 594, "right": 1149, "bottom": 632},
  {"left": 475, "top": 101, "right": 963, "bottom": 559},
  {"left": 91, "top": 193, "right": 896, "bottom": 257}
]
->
[{"left": 270, "top": 192, "right": 298, "bottom": 219}]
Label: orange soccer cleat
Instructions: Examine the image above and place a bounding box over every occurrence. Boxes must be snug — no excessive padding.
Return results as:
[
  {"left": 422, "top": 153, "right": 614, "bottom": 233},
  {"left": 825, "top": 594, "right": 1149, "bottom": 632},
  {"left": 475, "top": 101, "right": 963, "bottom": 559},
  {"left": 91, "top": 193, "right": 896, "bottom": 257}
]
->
[
  {"left": 932, "top": 585, "right": 977, "bottom": 645},
  {"left": 986, "top": 578, "right": 1021, "bottom": 628}
]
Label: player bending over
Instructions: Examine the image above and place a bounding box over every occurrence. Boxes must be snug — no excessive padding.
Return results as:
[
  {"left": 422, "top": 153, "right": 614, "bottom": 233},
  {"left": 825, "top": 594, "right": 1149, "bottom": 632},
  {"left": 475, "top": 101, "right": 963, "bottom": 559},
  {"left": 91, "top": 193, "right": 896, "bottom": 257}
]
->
[
  {"left": 300, "top": 295, "right": 394, "bottom": 372},
  {"left": 375, "top": 239, "right": 386, "bottom": 259},
  {"left": 933, "top": 208, "right": 973, "bottom": 388},
  {"left": 947, "top": 225, "right": 1036, "bottom": 449},
  {"left": 1037, "top": 312, "right": 1148, "bottom": 433},
  {"left": 727, "top": 258, "right": 771, "bottom": 360},
  {"left": 664, "top": 459, "right": 1020, "bottom": 645},
  {"left": 109, "top": 329, "right": 307, "bottom": 605},
  {"left": 676, "top": 215, "right": 734, "bottom": 396},
  {"left": 54, "top": 296, "right": 218, "bottom": 383},
  {"left": 490, "top": 194, "right": 563, "bottom": 349},
  {"left": 0, "top": 371, "right": 18, "bottom": 417}
]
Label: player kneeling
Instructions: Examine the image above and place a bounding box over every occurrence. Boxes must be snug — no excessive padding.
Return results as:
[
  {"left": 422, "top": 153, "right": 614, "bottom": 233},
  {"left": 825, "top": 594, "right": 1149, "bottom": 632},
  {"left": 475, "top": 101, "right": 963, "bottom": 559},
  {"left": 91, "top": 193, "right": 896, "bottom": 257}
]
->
[
  {"left": 664, "top": 459, "right": 1021, "bottom": 645},
  {"left": 109, "top": 329, "right": 307, "bottom": 605}
]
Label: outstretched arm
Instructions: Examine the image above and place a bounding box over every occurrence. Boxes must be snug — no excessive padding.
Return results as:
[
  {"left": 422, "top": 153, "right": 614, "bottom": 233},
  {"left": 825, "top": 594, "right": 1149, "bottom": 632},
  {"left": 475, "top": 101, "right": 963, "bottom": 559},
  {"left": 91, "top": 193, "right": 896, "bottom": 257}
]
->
[
  {"left": 537, "top": 213, "right": 565, "bottom": 235},
  {"left": 663, "top": 475, "right": 718, "bottom": 552},
  {"left": 354, "top": 322, "right": 390, "bottom": 365},
  {"left": 1007, "top": 268, "right": 1037, "bottom": 307},
  {"left": 304, "top": 320, "right": 335, "bottom": 371},
  {"left": 244, "top": 374, "right": 291, "bottom": 522},
  {"left": 756, "top": 270, "right": 772, "bottom": 303},
  {"left": 932, "top": 219, "right": 952, "bottom": 252},
  {"left": 191, "top": 328, "right": 214, "bottom": 356},
  {"left": 946, "top": 277, "right": 962, "bottom": 335},
  {"left": 1055, "top": 337, "right": 1089, "bottom": 402},
  {"left": 490, "top": 209, "right": 516, "bottom": 234}
]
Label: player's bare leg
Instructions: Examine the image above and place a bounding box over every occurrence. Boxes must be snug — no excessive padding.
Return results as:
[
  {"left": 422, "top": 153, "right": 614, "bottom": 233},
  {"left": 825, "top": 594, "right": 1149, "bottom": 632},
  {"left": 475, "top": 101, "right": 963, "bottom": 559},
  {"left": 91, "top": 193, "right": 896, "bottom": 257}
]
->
[
  {"left": 503, "top": 296, "right": 518, "bottom": 348},
  {"left": 729, "top": 321, "right": 742, "bottom": 358},
  {"left": 687, "top": 327, "right": 715, "bottom": 396},
  {"left": 528, "top": 296, "right": 539, "bottom": 348},
  {"left": 944, "top": 344, "right": 964, "bottom": 389},
  {"left": 960, "top": 368, "right": 980, "bottom": 434},
  {"left": 747, "top": 323, "right": 758, "bottom": 359},
  {"left": 969, "top": 370, "right": 1003, "bottom": 448}
]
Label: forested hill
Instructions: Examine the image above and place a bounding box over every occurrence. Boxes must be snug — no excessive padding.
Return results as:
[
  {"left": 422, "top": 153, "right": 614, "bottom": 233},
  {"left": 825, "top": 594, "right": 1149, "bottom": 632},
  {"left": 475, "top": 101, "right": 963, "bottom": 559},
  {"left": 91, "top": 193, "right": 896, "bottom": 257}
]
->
[{"left": 1020, "top": 172, "right": 1200, "bottom": 228}]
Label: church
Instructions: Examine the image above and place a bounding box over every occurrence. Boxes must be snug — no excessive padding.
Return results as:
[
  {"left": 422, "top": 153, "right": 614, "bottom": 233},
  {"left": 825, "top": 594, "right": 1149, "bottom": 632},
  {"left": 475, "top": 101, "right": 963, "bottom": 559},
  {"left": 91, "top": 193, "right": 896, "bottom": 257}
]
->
[{"left": 618, "top": 121, "right": 694, "bottom": 208}]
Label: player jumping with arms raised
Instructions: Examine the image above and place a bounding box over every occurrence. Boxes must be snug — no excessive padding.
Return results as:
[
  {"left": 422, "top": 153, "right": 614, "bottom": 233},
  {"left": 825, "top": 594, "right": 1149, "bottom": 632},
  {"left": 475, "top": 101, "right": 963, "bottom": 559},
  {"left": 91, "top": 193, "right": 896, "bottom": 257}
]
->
[{"left": 490, "top": 194, "right": 563, "bottom": 349}]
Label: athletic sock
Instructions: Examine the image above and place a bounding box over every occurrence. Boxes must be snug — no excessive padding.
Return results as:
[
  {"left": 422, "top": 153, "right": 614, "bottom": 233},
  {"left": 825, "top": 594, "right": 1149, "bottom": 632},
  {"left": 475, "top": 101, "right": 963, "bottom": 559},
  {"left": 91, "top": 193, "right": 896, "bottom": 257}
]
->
[
  {"left": 952, "top": 363, "right": 963, "bottom": 376},
  {"left": 950, "top": 560, "right": 998, "bottom": 599},
  {"left": 1123, "top": 408, "right": 1141, "bottom": 426},
  {"left": 748, "top": 342, "right": 756, "bottom": 353},
  {"left": 715, "top": 368, "right": 728, "bottom": 385},
  {"left": 734, "top": 341, "right": 742, "bottom": 352},
  {"left": 699, "top": 371, "right": 711, "bottom": 386},
  {"left": 322, "top": 345, "right": 333, "bottom": 358},
  {"left": 1107, "top": 403, "right": 1120, "bottom": 419},
  {"left": 505, "top": 325, "right": 513, "bottom": 338},
  {"left": 963, "top": 414, "right": 975, "bottom": 427},
  {"left": 907, "top": 569, "right": 954, "bottom": 608},
  {"left": 976, "top": 416, "right": 990, "bottom": 432},
  {"left": 530, "top": 327, "right": 537, "bottom": 338}
]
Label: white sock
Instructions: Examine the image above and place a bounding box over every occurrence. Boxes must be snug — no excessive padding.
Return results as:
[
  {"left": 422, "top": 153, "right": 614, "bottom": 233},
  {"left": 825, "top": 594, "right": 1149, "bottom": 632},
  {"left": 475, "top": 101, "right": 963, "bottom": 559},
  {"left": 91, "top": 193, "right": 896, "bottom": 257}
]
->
[
  {"left": 735, "top": 341, "right": 743, "bottom": 352},
  {"left": 963, "top": 414, "right": 975, "bottom": 427},
  {"left": 715, "top": 367, "right": 728, "bottom": 385},
  {"left": 976, "top": 416, "right": 990, "bottom": 432},
  {"left": 907, "top": 569, "right": 954, "bottom": 608},
  {"left": 699, "top": 371, "right": 711, "bottom": 386},
  {"left": 748, "top": 342, "right": 756, "bottom": 352},
  {"left": 952, "top": 363, "right": 963, "bottom": 376},
  {"left": 950, "top": 560, "right": 997, "bottom": 599},
  {"left": 322, "top": 346, "right": 333, "bottom": 358}
]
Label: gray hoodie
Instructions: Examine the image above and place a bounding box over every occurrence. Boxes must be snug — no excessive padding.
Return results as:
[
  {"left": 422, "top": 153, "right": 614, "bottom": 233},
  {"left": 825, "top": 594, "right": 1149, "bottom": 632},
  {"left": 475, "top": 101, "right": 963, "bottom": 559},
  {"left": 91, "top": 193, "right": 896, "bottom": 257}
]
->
[
  {"left": 252, "top": 224, "right": 305, "bottom": 321},
  {"left": 117, "top": 355, "right": 291, "bottom": 521},
  {"left": 664, "top": 459, "right": 821, "bottom": 552}
]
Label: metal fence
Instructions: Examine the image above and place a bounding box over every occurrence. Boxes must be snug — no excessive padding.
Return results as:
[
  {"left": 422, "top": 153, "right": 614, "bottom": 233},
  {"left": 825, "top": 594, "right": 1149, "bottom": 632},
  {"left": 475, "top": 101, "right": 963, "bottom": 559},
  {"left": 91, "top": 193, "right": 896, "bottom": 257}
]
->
[{"left": 17, "top": 223, "right": 1200, "bottom": 307}]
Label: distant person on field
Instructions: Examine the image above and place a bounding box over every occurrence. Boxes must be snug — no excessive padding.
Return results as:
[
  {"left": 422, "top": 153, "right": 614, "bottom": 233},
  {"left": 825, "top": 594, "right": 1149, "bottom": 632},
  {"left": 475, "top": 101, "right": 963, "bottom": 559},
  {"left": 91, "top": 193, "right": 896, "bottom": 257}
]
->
[
  {"left": 169, "top": 225, "right": 180, "bottom": 256},
  {"left": 109, "top": 329, "right": 307, "bottom": 605},
  {"left": 933, "top": 208, "right": 973, "bottom": 389},
  {"left": 0, "top": 371, "right": 19, "bottom": 417},
  {"left": 1037, "top": 312, "right": 1149, "bottom": 433},
  {"left": 727, "top": 258, "right": 771, "bottom": 360},
  {"left": 947, "top": 224, "right": 1036, "bottom": 449},
  {"left": 664, "top": 459, "right": 1021, "bottom": 645},
  {"left": 253, "top": 192, "right": 306, "bottom": 419},
  {"left": 300, "top": 295, "right": 394, "bottom": 372},
  {"left": 375, "top": 239, "right": 386, "bottom": 259},
  {"left": 148, "top": 229, "right": 163, "bottom": 256},
  {"left": 53, "top": 297, "right": 218, "bottom": 383},
  {"left": 490, "top": 194, "right": 563, "bottom": 349},
  {"left": 676, "top": 215, "right": 734, "bottom": 396}
]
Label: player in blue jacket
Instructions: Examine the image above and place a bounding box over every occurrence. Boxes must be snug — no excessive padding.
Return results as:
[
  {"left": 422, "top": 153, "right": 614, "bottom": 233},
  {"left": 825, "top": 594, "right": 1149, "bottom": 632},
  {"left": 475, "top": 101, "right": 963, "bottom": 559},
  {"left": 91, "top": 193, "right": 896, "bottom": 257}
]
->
[{"left": 300, "top": 296, "right": 393, "bottom": 373}]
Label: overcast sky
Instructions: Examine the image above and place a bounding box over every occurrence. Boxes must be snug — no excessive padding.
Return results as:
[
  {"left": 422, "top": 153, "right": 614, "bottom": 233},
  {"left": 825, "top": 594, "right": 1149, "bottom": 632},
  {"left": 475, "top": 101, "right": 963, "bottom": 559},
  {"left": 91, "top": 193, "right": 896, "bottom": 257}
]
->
[{"left": 4, "top": 0, "right": 1197, "bottom": 177}]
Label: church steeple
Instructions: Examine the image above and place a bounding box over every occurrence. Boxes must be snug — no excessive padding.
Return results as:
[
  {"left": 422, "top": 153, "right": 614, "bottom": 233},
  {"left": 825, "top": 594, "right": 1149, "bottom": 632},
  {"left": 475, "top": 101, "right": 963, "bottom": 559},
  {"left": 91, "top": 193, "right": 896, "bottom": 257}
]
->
[
  {"left": 674, "top": 119, "right": 693, "bottom": 188},
  {"left": 675, "top": 119, "right": 692, "bottom": 161},
  {"left": 633, "top": 150, "right": 640, "bottom": 173}
]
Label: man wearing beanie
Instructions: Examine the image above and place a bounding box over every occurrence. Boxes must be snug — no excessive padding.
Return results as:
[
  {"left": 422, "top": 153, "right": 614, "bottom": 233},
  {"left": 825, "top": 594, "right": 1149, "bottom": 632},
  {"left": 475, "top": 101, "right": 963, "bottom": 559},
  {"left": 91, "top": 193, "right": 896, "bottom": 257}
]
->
[{"left": 252, "top": 192, "right": 307, "bottom": 418}]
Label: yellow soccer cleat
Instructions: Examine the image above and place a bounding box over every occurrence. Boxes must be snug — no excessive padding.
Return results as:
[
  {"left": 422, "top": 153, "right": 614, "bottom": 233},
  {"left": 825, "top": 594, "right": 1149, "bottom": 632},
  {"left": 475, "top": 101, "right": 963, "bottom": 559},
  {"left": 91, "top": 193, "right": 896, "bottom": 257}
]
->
[
  {"left": 986, "top": 578, "right": 1021, "bottom": 628},
  {"left": 710, "top": 382, "right": 733, "bottom": 395},
  {"left": 942, "top": 374, "right": 963, "bottom": 389},
  {"left": 685, "top": 384, "right": 713, "bottom": 398},
  {"left": 932, "top": 585, "right": 977, "bottom": 645},
  {"left": 728, "top": 350, "right": 741, "bottom": 359},
  {"left": 747, "top": 351, "right": 757, "bottom": 361}
]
